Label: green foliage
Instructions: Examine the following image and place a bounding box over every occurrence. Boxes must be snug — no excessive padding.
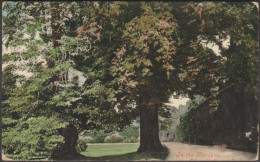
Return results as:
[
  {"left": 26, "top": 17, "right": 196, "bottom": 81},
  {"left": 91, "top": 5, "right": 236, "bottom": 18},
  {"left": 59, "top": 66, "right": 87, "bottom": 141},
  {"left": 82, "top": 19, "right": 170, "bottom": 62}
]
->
[
  {"left": 209, "top": 99, "right": 220, "bottom": 112},
  {"left": 179, "top": 2, "right": 259, "bottom": 98},
  {"left": 123, "top": 137, "right": 138, "bottom": 143},
  {"left": 104, "top": 133, "right": 124, "bottom": 143},
  {"left": 82, "top": 131, "right": 112, "bottom": 143},
  {"left": 2, "top": 117, "right": 66, "bottom": 160},
  {"left": 160, "top": 119, "right": 172, "bottom": 131},
  {"left": 159, "top": 105, "right": 173, "bottom": 131},
  {"left": 176, "top": 101, "right": 198, "bottom": 143},
  {"left": 76, "top": 139, "right": 88, "bottom": 152},
  {"left": 111, "top": 3, "right": 181, "bottom": 106},
  {"left": 84, "top": 138, "right": 95, "bottom": 143},
  {"left": 2, "top": 118, "right": 18, "bottom": 129},
  {"left": 120, "top": 126, "right": 139, "bottom": 140},
  {"left": 81, "top": 125, "right": 139, "bottom": 143},
  {"left": 2, "top": 1, "right": 258, "bottom": 157},
  {"left": 92, "top": 134, "right": 107, "bottom": 143},
  {"left": 2, "top": 65, "right": 19, "bottom": 103}
]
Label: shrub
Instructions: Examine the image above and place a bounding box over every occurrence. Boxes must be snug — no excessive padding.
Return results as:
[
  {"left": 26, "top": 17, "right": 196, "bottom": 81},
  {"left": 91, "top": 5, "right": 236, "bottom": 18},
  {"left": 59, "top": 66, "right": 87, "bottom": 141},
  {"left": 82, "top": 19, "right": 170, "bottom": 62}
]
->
[
  {"left": 104, "top": 133, "right": 123, "bottom": 143},
  {"left": 2, "top": 117, "right": 66, "bottom": 160},
  {"left": 76, "top": 139, "right": 88, "bottom": 152},
  {"left": 79, "top": 136, "right": 94, "bottom": 143},
  {"left": 160, "top": 118, "right": 172, "bottom": 131},
  {"left": 123, "top": 137, "right": 138, "bottom": 143},
  {"left": 104, "top": 135, "right": 112, "bottom": 143},
  {"left": 176, "top": 101, "right": 198, "bottom": 143},
  {"left": 81, "top": 130, "right": 115, "bottom": 143},
  {"left": 120, "top": 126, "right": 139, "bottom": 139},
  {"left": 92, "top": 134, "right": 107, "bottom": 143},
  {"left": 175, "top": 124, "right": 183, "bottom": 142}
]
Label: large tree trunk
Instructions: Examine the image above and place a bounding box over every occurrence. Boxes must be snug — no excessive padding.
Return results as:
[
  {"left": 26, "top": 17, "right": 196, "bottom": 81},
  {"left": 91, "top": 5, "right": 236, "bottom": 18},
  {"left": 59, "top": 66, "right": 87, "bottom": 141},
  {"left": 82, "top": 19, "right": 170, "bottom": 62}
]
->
[
  {"left": 51, "top": 124, "right": 84, "bottom": 160},
  {"left": 138, "top": 103, "right": 164, "bottom": 152}
]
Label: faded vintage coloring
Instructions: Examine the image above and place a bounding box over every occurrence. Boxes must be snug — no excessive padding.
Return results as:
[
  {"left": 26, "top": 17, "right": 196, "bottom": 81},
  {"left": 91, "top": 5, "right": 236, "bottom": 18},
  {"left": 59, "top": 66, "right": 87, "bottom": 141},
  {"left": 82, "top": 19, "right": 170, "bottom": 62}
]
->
[{"left": 1, "top": 1, "right": 259, "bottom": 161}]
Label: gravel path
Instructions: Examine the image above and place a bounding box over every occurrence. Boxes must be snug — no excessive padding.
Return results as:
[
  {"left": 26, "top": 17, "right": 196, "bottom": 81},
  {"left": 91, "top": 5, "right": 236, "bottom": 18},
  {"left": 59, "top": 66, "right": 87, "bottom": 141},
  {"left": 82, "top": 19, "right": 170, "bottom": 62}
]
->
[
  {"left": 2, "top": 142, "right": 258, "bottom": 161},
  {"left": 163, "top": 142, "right": 258, "bottom": 161}
]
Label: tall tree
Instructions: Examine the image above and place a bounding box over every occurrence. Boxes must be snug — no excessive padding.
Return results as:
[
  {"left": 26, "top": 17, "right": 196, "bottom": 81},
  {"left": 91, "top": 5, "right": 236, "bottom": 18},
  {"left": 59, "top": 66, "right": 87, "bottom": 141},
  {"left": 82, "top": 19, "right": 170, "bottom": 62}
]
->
[
  {"left": 107, "top": 1, "right": 258, "bottom": 152},
  {"left": 109, "top": 2, "right": 181, "bottom": 152},
  {"left": 2, "top": 1, "right": 258, "bottom": 158},
  {"left": 2, "top": 2, "right": 138, "bottom": 159},
  {"left": 179, "top": 2, "right": 258, "bottom": 97}
]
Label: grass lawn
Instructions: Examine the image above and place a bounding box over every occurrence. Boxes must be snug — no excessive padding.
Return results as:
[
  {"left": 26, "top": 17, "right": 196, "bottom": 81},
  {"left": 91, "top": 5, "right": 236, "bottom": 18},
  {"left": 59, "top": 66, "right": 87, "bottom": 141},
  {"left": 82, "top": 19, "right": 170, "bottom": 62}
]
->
[
  {"left": 81, "top": 143, "right": 169, "bottom": 161},
  {"left": 81, "top": 143, "right": 139, "bottom": 157},
  {"left": 3, "top": 143, "right": 168, "bottom": 161}
]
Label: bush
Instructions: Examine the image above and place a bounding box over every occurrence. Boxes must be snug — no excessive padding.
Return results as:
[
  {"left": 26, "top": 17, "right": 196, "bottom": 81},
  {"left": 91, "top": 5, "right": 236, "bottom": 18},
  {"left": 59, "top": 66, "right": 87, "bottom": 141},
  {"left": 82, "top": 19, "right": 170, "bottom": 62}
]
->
[
  {"left": 80, "top": 126, "right": 139, "bottom": 144},
  {"left": 123, "top": 137, "right": 138, "bottom": 143},
  {"left": 79, "top": 136, "right": 94, "bottom": 143},
  {"left": 120, "top": 126, "right": 139, "bottom": 139},
  {"left": 76, "top": 139, "right": 88, "bottom": 152},
  {"left": 175, "top": 124, "right": 183, "bottom": 142},
  {"left": 104, "top": 136, "right": 112, "bottom": 143},
  {"left": 81, "top": 130, "right": 115, "bottom": 143},
  {"left": 104, "top": 133, "right": 123, "bottom": 143},
  {"left": 116, "top": 125, "right": 139, "bottom": 143},
  {"left": 92, "top": 134, "right": 107, "bottom": 143},
  {"left": 176, "top": 101, "right": 198, "bottom": 143},
  {"left": 160, "top": 118, "right": 172, "bottom": 131},
  {"left": 2, "top": 117, "right": 66, "bottom": 160}
]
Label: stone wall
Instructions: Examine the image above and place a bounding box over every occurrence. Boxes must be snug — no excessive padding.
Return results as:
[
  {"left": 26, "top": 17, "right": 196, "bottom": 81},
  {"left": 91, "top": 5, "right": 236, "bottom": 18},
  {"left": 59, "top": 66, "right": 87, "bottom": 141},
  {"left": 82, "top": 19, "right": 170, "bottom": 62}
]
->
[{"left": 193, "top": 86, "right": 258, "bottom": 153}]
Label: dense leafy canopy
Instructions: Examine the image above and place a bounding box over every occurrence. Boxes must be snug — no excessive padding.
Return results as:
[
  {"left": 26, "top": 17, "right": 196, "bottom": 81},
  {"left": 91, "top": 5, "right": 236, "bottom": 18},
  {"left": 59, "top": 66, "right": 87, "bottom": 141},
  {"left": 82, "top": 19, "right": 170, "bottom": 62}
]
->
[
  {"left": 2, "top": 117, "right": 66, "bottom": 160},
  {"left": 2, "top": 1, "right": 258, "bottom": 159}
]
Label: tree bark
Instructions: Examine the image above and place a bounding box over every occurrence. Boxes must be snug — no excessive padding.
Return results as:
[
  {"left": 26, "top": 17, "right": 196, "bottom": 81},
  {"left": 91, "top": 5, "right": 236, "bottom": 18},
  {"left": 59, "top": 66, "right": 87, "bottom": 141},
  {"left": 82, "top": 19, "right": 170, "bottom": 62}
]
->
[
  {"left": 51, "top": 124, "right": 84, "bottom": 160},
  {"left": 138, "top": 103, "right": 164, "bottom": 153}
]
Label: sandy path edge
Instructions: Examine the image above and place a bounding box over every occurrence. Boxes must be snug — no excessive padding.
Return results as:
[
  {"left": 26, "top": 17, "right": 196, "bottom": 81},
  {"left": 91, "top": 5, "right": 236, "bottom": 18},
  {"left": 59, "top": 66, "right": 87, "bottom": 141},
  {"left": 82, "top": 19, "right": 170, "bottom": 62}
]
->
[
  {"left": 1, "top": 142, "right": 258, "bottom": 161},
  {"left": 163, "top": 142, "right": 258, "bottom": 161},
  {"left": 2, "top": 153, "right": 13, "bottom": 161}
]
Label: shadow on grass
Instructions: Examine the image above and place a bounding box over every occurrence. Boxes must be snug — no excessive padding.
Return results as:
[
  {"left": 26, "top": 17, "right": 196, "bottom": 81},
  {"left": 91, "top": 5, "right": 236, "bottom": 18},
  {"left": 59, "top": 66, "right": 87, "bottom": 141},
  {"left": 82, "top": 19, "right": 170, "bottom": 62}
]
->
[
  {"left": 3, "top": 146, "right": 169, "bottom": 161},
  {"left": 84, "top": 146, "right": 169, "bottom": 161}
]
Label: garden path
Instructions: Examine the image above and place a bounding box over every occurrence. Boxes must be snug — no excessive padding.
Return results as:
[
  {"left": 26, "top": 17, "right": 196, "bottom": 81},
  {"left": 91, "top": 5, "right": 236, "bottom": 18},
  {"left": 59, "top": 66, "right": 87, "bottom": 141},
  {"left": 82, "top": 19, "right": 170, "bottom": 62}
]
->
[
  {"left": 2, "top": 142, "right": 258, "bottom": 161},
  {"left": 163, "top": 142, "right": 257, "bottom": 161}
]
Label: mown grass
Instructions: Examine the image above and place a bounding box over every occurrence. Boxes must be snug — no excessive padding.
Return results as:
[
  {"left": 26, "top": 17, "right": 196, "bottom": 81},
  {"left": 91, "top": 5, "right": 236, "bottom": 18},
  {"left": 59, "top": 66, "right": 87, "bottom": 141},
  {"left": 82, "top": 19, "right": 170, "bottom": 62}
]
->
[
  {"left": 81, "top": 143, "right": 139, "bottom": 157},
  {"left": 81, "top": 143, "right": 169, "bottom": 161},
  {"left": 4, "top": 143, "right": 168, "bottom": 161}
]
